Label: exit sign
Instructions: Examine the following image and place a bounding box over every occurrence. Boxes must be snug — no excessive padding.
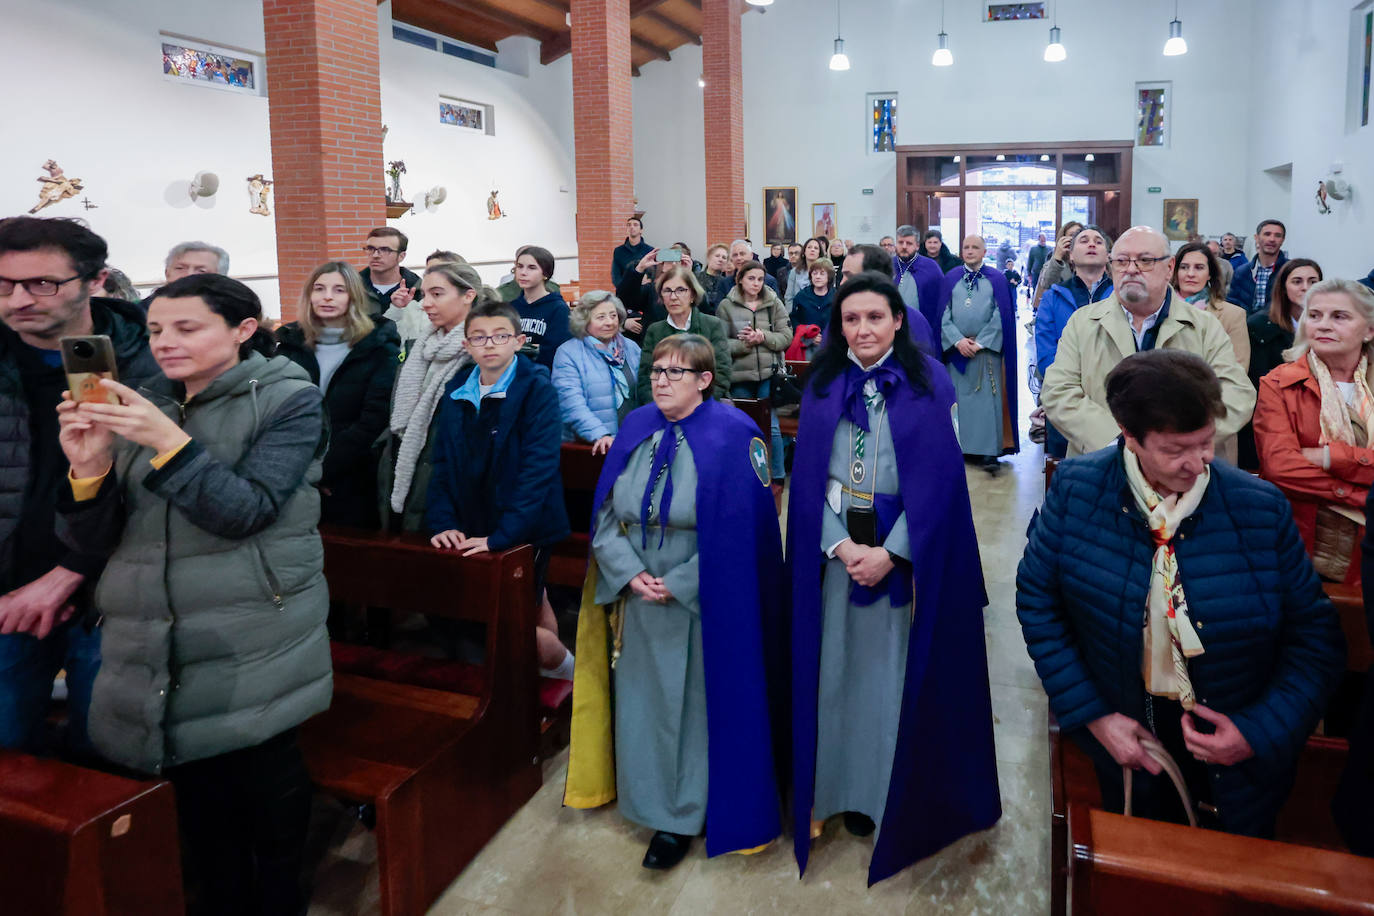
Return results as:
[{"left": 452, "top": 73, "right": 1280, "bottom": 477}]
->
[
  {"left": 862, "top": 188, "right": 875, "bottom": 195},
  {"left": 1147, "top": 186, "right": 1162, "bottom": 193}
]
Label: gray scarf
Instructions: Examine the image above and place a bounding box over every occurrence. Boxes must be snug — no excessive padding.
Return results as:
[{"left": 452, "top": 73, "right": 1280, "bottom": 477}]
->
[{"left": 389, "top": 323, "right": 469, "bottom": 512}]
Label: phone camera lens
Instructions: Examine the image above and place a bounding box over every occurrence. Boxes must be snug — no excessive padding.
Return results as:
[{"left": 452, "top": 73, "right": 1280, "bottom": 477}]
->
[{"left": 72, "top": 341, "right": 95, "bottom": 359}]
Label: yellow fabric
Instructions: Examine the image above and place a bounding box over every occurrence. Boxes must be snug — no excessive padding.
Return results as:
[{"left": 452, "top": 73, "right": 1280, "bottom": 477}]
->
[
  {"left": 68, "top": 466, "right": 111, "bottom": 502},
  {"left": 149, "top": 438, "right": 191, "bottom": 469},
  {"left": 1123, "top": 448, "right": 1207, "bottom": 709},
  {"left": 563, "top": 558, "right": 618, "bottom": 809},
  {"left": 1307, "top": 351, "right": 1374, "bottom": 449}
]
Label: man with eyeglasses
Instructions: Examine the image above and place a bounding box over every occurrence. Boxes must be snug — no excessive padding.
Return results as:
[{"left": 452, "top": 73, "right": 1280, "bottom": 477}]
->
[
  {"left": 1041, "top": 225, "right": 1254, "bottom": 457},
  {"left": 0, "top": 216, "right": 159, "bottom": 756},
  {"left": 358, "top": 226, "right": 422, "bottom": 318}
]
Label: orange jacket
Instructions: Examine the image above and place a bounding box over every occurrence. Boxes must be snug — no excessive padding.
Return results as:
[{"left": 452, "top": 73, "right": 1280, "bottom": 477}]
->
[{"left": 1254, "top": 353, "right": 1374, "bottom": 584}]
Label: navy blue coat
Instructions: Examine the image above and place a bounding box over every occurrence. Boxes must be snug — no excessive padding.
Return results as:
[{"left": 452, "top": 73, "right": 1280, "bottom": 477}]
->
[
  {"left": 1226, "top": 251, "right": 1288, "bottom": 314},
  {"left": 426, "top": 355, "right": 570, "bottom": 550},
  {"left": 1017, "top": 445, "right": 1344, "bottom": 835}
]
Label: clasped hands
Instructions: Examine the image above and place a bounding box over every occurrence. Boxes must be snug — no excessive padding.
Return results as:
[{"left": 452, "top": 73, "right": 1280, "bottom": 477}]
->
[
  {"left": 1088, "top": 706, "right": 1254, "bottom": 773},
  {"left": 57, "top": 379, "right": 190, "bottom": 478},
  {"left": 430, "top": 530, "right": 490, "bottom": 556},
  {"left": 629, "top": 571, "right": 674, "bottom": 604},
  {"left": 954, "top": 337, "right": 982, "bottom": 359},
  {"left": 834, "top": 539, "right": 895, "bottom": 588}
]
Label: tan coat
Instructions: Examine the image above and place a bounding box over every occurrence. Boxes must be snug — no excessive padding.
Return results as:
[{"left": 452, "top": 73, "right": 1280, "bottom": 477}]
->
[
  {"left": 1041, "top": 292, "right": 1256, "bottom": 457},
  {"left": 1197, "top": 295, "right": 1251, "bottom": 373}
]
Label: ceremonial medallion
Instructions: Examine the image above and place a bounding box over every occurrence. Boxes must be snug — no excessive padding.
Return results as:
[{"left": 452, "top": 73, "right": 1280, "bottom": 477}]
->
[{"left": 850, "top": 458, "right": 866, "bottom": 485}]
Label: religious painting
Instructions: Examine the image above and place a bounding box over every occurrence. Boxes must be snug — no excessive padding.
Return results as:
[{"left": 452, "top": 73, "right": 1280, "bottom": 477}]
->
[
  {"left": 160, "top": 37, "right": 259, "bottom": 96},
  {"left": 743, "top": 203, "right": 751, "bottom": 239},
  {"left": 870, "top": 94, "right": 897, "bottom": 152},
  {"left": 440, "top": 100, "right": 484, "bottom": 132},
  {"left": 812, "top": 203, "right": 837, "bottom": 241},
  {"left": 984, "top": 2, "right": 1045, "bottom": 21},
  {"left": 1363, "top": 9, "right": 1372, "bottom": 127},
  {"left": 1135, "top": 82, "right": 1170, "bottom": 147},
  {"left": 1163, "top": 198, "right": 1198, "bottom": 241},
  {"left": 763, "top": 187, "right": 797, "bottom": 246}
]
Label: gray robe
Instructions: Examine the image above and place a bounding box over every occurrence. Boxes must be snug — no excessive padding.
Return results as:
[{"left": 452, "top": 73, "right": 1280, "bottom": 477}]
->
[
  {"left": 814, "top": 382, "right": 913, "bottom": 833},
  {"left": 941, "top": 274, "right": 1005, "bottom": 457},
  {"left": 591, "top": 430, "right": 707, "bottom": 835}
]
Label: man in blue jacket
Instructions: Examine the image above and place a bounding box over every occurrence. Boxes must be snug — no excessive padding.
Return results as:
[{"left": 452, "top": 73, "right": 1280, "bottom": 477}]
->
[
  {"left": 1018, "top": 349, "right": 1343, "bottom": 837},
  {"left": 1226, "top": 219, "right": 1288, "bottom": 314}
]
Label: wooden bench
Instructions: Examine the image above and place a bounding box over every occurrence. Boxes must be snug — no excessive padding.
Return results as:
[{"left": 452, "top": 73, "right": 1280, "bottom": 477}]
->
[
  {"left": 776, "top": 359, "right": 811, "bottom": 439},
  {"left": 0, "top": 750, "right": 184, "bottom": 916},
  {"left": 299, "top": 530, "right": 541, "bottom": 916},
  {"left": 547, "top": 441, "right": 606, "bottom": 590}
]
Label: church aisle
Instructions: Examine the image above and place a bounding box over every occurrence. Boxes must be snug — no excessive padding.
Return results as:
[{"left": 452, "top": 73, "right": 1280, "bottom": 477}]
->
[{"left": 308, "top": 322, "right": 1051, "bottom": 916}]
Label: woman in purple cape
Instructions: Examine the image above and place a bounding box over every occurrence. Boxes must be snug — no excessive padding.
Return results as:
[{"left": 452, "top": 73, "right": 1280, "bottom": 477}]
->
[{"left": 789, "top": 271, "right": 1001, "bottom": 885}]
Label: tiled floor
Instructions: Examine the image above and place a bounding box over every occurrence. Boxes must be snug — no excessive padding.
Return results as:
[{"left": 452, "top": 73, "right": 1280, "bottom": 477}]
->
[{"left": 309, "top": 319, "right": 1053, "bottom": 916}]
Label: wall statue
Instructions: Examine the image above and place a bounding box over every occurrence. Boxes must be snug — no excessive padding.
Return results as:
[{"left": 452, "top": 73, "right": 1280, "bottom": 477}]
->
[
  {"left": 29, "top": 160, "right": 84, "bottom": 214},
  {"left": 247, "top": 173, "right": 273, "bottom": 216}
]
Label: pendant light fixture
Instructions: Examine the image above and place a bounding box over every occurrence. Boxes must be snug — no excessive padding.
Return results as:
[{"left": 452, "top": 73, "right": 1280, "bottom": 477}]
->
[
  {"left": 931, "top": 0, "right": 953, "bottom": 67},
  {"left": 1043, "top": 0, "right": 1066, "bottom": 62},
  {"left": 1163, "top": 0, "right": 1188, "bottom": 56},
  {"left": 829, "top": 0, "right": 850, "bottom": 71},
  {"left": 746, "top": 0, "right": 773, "bottom": 6}
]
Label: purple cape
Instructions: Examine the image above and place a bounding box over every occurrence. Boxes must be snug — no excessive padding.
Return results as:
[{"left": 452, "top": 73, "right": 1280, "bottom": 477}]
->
[
  {"left": 788, "top": 356, "right": 1001, "bottom": 885},
  {"left": 893, "top": 254, "right": 946, "bottom": 338},
  {"left": 590, "top": 398, "right": 787, "bottom": 855},
  {"left": 938, "top": 265, "right": 1021, "bottom": 455}
]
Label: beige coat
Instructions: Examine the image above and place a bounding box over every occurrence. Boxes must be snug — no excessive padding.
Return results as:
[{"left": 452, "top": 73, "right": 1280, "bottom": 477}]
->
[
  {"left": 1196, "top": 295, "right": 1251, "bottom": 373},
  {"left": 1041, "top": 292, "right": 1256, "bottom": 457}
]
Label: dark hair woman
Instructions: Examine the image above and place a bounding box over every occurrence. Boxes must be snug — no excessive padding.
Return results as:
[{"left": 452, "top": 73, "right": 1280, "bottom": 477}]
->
[
  {"left": 276, "top": 260, "right": 400, "bottom": 528},
  {"left": 634, "top": 264, "right": 733, "bottom": 403},
  {"left": 788, "top": 271, "right": 999, "bottom": 884},
  {"left": 565, "top": 333, "right": 786, "bottom": 871},
  {"left": 56, "top": 273, "right": 329, "bottom": 914}
]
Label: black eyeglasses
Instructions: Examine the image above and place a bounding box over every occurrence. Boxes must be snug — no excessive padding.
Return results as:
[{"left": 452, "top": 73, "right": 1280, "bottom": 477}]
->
[
  {"left": 1108, "top": 255, "right": 1169, "bottom": 272},
  {"left": 466, "top": 332, "right": 517, "bottom": 347},
  {"left": 362, "top": 245, "right": 399, "bottom": 255},
  {"left": 0, "top": 274, "right": 84, "bottom": 297},
  {"left": 649, "top": 366, "right": 701, "bottom": 381}
]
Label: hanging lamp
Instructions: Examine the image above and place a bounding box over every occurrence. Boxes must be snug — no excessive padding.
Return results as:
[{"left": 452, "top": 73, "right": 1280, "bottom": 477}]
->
[
  {"left": 932, "top": 0, "right": 953, "bottom": 66},
  {"left": 829, "top": 1, "right": 850, "bottom": 71},
  {"left": 1163, "top": 0, "right": 1188, "bottom": 55},
  {"left": 1043, "top": 1, "right": 1065, "bottom": 62}
]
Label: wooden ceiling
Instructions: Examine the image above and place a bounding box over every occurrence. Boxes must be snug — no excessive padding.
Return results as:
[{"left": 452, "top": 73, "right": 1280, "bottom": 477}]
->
[{"left": 388, "top": 0, "right": 726, "bottom": 76}]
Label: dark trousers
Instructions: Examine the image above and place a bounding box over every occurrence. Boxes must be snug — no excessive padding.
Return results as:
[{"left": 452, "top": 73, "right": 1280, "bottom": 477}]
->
[
  {"left": 165, "top": 728, "right": 313, "bottom": 916},
  {"left": 1087, "top": 701, "right": 1219, "bottom": 831}
]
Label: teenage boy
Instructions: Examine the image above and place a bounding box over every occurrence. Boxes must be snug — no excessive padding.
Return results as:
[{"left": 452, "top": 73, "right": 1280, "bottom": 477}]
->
[
  {"left": 428, "top": 301, "right": 573, "bottom": 679},
  {"left": 508, "top": 245, "right": 571, "bottom": 370}
]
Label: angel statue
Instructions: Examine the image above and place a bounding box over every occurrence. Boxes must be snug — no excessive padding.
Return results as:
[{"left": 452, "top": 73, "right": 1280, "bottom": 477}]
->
[
  {"left": 247, "top": 174, "right": 273, "bottom": 216},
  {"left": 29, "top": 160, "right": 84, "bottom": 214}
]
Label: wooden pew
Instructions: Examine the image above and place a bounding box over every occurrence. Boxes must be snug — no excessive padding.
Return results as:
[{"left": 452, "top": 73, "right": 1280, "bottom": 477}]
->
[
  {"left": 547, "top": 442, "right": 606, "bottom": 590},
  {"left": 299, "top": 531, "right": 541, "bottom": 916},
  {"left": 0, "top": 751, "right": 184, "bottom": 916},
  {"left": 777, "top": 359, "right": 811, "bottom": 438}
]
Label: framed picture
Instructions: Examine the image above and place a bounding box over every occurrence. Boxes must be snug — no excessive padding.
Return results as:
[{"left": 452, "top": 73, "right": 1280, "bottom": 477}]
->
[
  {"left": 812, "top": 203, "right": 837, "bottom": 240},
  {"left": 1163, "top": 198, "right": 1198, "bottom": 241},
  {"left": 440, "top": 95, "right": 494, "bottom": 135},
  {"left": 763, "top": 187, "right": 798, "bottom": 246},
  {"left": 1135, "top": 81, "right": 1171, "bottom": 147},
  {"left": 160, "top": 34, "right": 263, "bottom": 96},
  {"left": 743, "top": 203, "right": 751, "bottom": 239}
]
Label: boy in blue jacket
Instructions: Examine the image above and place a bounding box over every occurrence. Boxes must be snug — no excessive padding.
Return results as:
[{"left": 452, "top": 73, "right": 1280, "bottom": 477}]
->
[{"left": 428, "top": 300, "right": 574, "bottom": 678}]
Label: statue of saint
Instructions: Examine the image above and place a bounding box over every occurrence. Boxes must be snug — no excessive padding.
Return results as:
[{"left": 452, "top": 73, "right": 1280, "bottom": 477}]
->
[
  {"left": 487, "top": 189, "right": 505, "bottom": 220},
  {"left": 247, "top": 174, "right": 273, "bottom": 216}
]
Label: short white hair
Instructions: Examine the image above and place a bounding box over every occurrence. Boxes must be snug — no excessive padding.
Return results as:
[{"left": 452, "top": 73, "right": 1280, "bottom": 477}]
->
[
  {"left": 730, "top": 238, "right": 752, "bottom": 253},
  {"left": 165, "top": 241, "right": 229, "bottom": 273}
]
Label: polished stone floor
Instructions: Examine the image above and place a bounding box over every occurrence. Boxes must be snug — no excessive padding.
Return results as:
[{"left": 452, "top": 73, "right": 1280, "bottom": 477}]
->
[{"left": 309, "top": 321, "right": 1052, "bottom": 916}]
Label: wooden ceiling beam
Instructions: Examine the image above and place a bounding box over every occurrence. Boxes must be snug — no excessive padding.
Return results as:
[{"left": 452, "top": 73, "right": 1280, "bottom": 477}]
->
[
  {"left": 431, "top": 0, "right": 559, "bottom": 41},
  {"left": 540, "top": 31, "right": 572, "bottom": 65},
  {"left": 641, "top": 10, "right": 700, "bottom": 45},
  {"left": 390, "top": 0, "right": 502, "bottom": 52},
  {"left": 629, "top": 0, "right": 674, "bottom": 15},
  {"left": 632, "top": 34, "right": 672, "bottom": 61}
]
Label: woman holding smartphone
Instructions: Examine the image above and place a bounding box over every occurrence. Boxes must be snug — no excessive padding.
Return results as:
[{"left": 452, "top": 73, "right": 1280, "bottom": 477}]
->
[{"left": 56, "top": 273, "right": 329, "bottom": 915}]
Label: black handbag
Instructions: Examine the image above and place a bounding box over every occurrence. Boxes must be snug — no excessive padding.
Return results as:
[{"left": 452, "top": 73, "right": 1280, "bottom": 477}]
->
[{"left": 769, "top": 355, "right": 803, "bottom": 410}]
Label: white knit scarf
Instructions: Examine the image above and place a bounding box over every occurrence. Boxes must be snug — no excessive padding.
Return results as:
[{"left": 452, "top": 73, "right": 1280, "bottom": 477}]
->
[
  {"left": 1123, "top": 448, "right": 1208, "bottom": 709},
  {"left": 389, "top": 323, "right": 470, "bottom": 512}
]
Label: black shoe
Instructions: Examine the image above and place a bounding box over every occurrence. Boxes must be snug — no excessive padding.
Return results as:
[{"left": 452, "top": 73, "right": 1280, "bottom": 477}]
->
[
  {"left": 642, "top": 831, "right": 692, "bottom": 869},
  {"left": 980, "top": 455, "right": 1000, "bottom": 475},
  {"left": 843, "top": 812, "right": 875, "bottom": 837}
]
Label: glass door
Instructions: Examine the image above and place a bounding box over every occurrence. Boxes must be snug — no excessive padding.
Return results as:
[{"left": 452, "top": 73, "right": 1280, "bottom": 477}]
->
[{"left": 1059, "top": 192, "right": 1103, "bottom": 231}]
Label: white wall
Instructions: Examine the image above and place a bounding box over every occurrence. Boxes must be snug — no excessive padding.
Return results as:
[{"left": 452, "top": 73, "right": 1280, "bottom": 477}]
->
[
  {"left": 0, "top": 0, "right": 579, "bottom": 313},
  {"left": 632, "top": 42, "right": 708, "bottom": 255},
  {"left": 1247, "top": 0, "right": 1374, "bottom": 278},
  {"left": 631, "top": 0, "right": 1257, "bottom": 252}
]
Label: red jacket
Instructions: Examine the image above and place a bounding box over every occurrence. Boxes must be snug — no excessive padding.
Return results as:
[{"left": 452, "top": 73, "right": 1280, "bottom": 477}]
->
[{"left": 1254, "top": 353, "right": 1374, "bottom": 585}]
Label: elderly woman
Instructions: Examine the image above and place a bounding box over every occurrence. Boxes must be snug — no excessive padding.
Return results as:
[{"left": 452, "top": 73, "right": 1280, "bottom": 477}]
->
[
  {"left": 565, "top": 334, "right": 785, "bottom": 871},
  {"left": 789, "top": 272, "right": 999, "bottom": 884},
  {"left": 552, "top": 290, "right": 642, "bottom": 455},
  {"left": 1255, "top": 278, "right": 1374, "bottom": 585},
  {"left": 635, "top": 264, "right": 732, "bottom": 402}
]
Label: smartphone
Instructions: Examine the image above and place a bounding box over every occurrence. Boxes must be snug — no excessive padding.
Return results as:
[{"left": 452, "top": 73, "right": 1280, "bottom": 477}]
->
[
  {"left": 60, "top": 335, "right": 120, "bottom": 405},
  {"left": 657, "top": 248, "right": 682, "bottom": 263}
]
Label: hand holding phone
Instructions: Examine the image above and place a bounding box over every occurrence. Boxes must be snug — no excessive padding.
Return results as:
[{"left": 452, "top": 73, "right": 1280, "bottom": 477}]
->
[
  {"left": 60, "top": 336, "right": 120, "bottom": 405},
  {"left": 657, "top": 248, "right": 682, "bottom": 263}
]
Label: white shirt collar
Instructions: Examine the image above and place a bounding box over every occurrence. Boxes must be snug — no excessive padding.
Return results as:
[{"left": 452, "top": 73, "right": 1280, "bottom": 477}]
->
[
  {"left": 847, "top": 346, "right": 894, "bottom": 370},
  {"left": 1122, "top": 298, "right": 1167, "bottom": 349},
  {"left": 666, "top": 311, "right": 692, "bottom": 331}
]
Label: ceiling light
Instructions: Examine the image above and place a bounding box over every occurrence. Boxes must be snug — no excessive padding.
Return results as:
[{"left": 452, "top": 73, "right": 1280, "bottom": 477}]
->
[
  {"left": 697, "top": 75, "right": 705, "bottom": 88},
  {"left": 1040, "top": 154, "right": 1051, "bottom": 161},
  {"left": 1163, "top": 0, "right": 1187, "bottom": 55},
  {"left": 829, "top": 38, "right": 850, "bottom": 71},
  {"left": 932, "top": 0, "right": 953, "bottom": 66},
  {"left": 953, "top": 155, "right": 961, "bottom": 163},
  {"left": 746, "top": 0, "right": 773, "bottom": 6},
  {"left": 1044, "top": 26, "right": 1066, "bottom": 62},
  {"left": 1085, "top": 153, "right": 1095, "bottom": 162},
  {"left": 996, "top": 154, "right": 1006, "bottom": 161}
]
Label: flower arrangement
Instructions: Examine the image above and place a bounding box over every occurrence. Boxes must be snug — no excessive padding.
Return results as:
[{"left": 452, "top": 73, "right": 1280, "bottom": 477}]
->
[{"left": 386, "top": 160, "right": 406, "bottom": 203}]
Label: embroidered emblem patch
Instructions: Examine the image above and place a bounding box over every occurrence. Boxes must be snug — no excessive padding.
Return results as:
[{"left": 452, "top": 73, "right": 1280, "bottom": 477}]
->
[{"left": 749, "top": 437, "right": 771, "bottom": 486}]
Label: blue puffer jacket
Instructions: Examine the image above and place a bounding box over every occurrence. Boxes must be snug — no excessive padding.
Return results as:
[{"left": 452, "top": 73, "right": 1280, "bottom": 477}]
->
[
  {"left": 1034, "top": 276, "right": 1112, "bottom": 378},
  {"left": 552, "top": 334, "right": 641, "bottom": 442},
  {"left": 1017, "top": 444, "right": 1344, "bottom": 835}
]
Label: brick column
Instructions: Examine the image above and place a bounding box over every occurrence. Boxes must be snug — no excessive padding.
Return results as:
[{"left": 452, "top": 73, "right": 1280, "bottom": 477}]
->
[
  {"left": 263, "top": 0, "right": 385, "bottom": 318},
  {"left": 702, "top": 0, "right": 744, "bottom": 248},
  {"left": 571, "top": 0, "right": 635, "bottom": 288}
]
